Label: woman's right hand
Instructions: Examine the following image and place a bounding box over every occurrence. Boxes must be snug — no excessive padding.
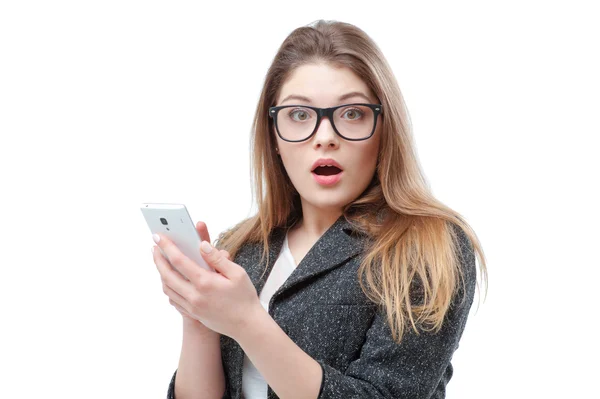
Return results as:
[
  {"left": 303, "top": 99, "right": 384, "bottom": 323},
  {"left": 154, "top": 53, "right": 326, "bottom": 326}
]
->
[{"left": 156, "top": 221, "right": 231, "bottom": 331}]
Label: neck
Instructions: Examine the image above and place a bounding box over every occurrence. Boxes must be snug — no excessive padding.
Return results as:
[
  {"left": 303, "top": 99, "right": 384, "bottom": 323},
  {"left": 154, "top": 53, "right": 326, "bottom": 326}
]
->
[{"left": 293, "top": 206, "right": 343, "bottom": 241}]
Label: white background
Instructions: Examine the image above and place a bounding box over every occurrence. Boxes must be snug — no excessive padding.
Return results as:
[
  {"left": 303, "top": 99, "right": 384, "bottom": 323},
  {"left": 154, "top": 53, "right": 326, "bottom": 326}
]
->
[{"left": 1, "top": 1, "right": 598, "bottom": 398}]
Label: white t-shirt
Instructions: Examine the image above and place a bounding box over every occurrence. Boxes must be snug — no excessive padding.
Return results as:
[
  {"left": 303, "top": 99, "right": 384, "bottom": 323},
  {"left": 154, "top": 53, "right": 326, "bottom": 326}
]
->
[{"left": 241, "top": 231, "right": 297, "bottom": 398}]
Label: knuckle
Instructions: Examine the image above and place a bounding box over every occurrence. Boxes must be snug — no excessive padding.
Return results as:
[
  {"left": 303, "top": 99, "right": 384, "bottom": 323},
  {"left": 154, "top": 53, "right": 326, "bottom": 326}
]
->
[
  {"left": 233, "top": 269, "right": 244, "bottom": 280},
  {"left": 191, "top": 271, "right": 202, "bottom": 283},
  {"left": 203, "top": 250, "right": 216, "bottom": 262},
  {"left": 169, "top": 253, "right": 184, "bottom": 266},
  {"left": 171, "top": 253, "right": 186, "bottom": 268},
  {"left": 162, "top": 275, "right": 172, "bottom": 289},
  {"left": 190, "top": 294, "right": 203, "bottom": 307},
  {"left": 198, "top": 278, "right": 210, "bottom": 291},
  {"left": 213, "top": 254, "right": 226, "bottom": 267},
  {"left": 194, "top": 276, "right": 206, "bottom": 290}
]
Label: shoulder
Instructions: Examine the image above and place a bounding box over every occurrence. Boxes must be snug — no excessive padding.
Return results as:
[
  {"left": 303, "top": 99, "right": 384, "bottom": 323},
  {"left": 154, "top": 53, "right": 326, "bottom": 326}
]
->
[{"left": 448, "top": 222, "right": 477, "bottom": 313}]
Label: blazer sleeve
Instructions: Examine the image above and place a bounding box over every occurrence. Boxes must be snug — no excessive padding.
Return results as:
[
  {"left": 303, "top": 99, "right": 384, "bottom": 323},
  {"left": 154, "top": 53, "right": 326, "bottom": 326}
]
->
[
  {"left": 316, "top": 226, "right": 477, "bottom": 399},
  {"left": 165, "top": 368, "right": 233, "bottom": 399},
  {"left": 166, "top": 369, "right": 176, "bottom": 399}
]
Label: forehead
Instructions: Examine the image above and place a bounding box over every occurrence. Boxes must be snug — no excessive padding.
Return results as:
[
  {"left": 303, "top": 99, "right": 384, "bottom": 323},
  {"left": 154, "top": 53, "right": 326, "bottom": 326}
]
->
[{"left": 277, "top": 63, "right": 373, "bottom": 105}]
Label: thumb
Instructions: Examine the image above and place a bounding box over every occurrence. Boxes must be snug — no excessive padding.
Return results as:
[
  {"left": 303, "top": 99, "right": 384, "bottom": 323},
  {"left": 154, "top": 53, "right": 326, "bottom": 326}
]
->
[
  {"left": 200, "top": 240, "right": 234, "bottom": 277},
  {"left": 196, "top": 222, "right": 229, "bottom": 260}
]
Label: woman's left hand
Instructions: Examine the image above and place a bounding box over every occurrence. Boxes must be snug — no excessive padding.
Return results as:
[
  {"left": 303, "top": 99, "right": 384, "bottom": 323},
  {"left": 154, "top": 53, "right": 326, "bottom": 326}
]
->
[{"left": 152, "top": 233, "right": 262, "bottom": 340}]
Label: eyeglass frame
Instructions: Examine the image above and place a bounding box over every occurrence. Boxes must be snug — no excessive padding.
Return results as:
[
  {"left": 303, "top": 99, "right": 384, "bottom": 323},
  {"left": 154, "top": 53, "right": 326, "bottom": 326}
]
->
[{"left": 268, "top": 103, "right": 383, "bottom": 142}]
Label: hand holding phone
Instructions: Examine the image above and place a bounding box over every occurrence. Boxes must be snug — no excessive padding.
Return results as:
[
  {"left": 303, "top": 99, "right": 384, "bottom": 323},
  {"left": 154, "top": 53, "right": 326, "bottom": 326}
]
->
[
  {"left": 142, "top": 203, "right": 236, "bottom": 330},
  {"left": 141, "top": 203, "right": 216, "bottom": 273}
]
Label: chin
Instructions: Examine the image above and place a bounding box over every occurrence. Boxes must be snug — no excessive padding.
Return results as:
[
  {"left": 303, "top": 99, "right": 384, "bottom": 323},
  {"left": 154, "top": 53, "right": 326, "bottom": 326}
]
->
[{"left": 302, "top": 193, "right": 351, "bottom": 209}]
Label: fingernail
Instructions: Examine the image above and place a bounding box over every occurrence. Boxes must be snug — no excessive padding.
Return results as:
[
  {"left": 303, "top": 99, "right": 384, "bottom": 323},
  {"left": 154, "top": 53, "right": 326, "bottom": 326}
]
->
[
  {"left": 200, "top": 240, "right": 212, "bottom": 254},
  {"left": 152, "top": 234, "right": 160, "bottom": 244}
]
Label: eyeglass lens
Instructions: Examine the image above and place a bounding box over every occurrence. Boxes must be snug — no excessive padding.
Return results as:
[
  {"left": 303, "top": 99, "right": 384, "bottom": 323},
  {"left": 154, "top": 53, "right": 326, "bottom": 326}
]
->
[{"left": 275, "top": 105, "right": 375, "bottom": 141}]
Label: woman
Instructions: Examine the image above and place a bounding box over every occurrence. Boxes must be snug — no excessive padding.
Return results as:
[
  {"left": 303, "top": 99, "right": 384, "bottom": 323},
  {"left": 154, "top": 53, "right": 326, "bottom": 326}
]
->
[{"left": 152, "top": 19, "right": 488, "bottom": 399}]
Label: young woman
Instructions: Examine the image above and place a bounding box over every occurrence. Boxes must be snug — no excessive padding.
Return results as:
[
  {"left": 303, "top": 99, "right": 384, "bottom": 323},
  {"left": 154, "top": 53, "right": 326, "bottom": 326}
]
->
[{"left": 152, "top": 19, "right": 488, "bottom": 399}]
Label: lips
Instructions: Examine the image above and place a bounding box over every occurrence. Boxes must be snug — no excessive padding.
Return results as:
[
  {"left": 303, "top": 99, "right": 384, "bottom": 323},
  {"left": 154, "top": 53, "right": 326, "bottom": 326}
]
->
[
  {"left": 312, "top": 169, "right": 343, "bottom": 186},
  {"left": 311, "top": 158, "right": 344, "bottom": 173}
]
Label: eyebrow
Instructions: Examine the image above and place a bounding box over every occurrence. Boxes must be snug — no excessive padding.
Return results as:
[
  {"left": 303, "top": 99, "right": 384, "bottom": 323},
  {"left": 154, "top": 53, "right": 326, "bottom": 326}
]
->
[{"left": 280, "top": 91, "right": 373, "bottom": 105}]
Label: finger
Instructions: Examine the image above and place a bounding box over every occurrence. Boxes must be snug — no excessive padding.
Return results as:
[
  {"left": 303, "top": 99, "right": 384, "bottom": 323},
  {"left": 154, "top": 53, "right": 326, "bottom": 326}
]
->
[
  {"left": 200, "top": 240, "right": 235, "bottom": 278},
  {"left": 152, "top": 244, "right": 197, "bottom": 300},
  {"left": 169, "top": 298, "right": 195, "bottom": 319},
  {"left": 163, "top": 282, "right": 188, "bottom": 307},
  {"left": 153, "top": 233, "right": 211, "bottom": 283},
  {"left": 164, "top": 284, "right": 196, "bottom": 317},
  {"left": 195, "top": 221, "right": 210, "bottom": 242},
  {"left": 217, "top": 250, "right": 230, "bottom": 274},
  {"left": 221, "top": 249, "right": 231, "bottom": 260}
]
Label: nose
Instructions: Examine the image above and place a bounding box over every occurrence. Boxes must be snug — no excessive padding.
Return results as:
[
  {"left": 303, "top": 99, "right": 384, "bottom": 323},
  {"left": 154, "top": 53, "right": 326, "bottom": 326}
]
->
[{"left": 312, "top": 115, "right": 339, "bottom": 149}]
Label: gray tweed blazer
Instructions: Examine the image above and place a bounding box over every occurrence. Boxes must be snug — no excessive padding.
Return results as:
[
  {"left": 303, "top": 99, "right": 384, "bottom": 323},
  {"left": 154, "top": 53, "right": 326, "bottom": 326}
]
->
[{"left": 167, "top": 215, "right": 477, "bottom": 399}]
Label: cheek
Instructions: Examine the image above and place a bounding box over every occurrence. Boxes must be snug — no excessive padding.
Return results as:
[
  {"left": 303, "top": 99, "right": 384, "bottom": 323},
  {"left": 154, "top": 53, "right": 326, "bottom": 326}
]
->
[
  {"left": 278, "top": 148, "right": 303, "bottom": 180},
  {"left": 356, "top": 144, "right": 379, "bottom": 173},
  {"left": 367, "top": 138, "right": 381, "bottom": 170}
]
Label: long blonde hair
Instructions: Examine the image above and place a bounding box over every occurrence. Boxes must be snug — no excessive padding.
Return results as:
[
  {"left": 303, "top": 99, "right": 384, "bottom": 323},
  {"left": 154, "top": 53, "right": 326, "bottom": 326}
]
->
[{"left": 214, "top": 19, "right": 488, "bottom": 344}]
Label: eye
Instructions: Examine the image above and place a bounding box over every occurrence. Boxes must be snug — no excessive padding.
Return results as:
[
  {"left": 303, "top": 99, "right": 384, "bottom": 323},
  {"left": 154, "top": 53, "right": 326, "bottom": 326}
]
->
[
  {"left": 288, "top": 108, "right": 312, "bottom": 122},
  {"left": 342, "top": 108, "right": 364, "bottom": 120}
]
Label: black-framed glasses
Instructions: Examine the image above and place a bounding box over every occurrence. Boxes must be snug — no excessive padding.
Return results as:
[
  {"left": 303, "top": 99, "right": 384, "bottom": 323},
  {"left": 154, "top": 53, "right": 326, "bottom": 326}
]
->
[{"left": 268, "top": 103, "right": 383, "bottom": 142}]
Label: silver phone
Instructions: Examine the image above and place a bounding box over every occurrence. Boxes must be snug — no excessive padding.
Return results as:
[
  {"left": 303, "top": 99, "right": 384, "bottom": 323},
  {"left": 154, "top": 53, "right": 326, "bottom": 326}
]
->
[{"left": 140, "top": 203, "right": 215, "bottom": 273}]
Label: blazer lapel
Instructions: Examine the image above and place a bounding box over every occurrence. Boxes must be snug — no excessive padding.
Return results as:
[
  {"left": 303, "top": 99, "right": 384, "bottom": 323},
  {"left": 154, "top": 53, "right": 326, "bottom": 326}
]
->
[
  {"left": 225, "top": 214, "right": 370, "bottom": 398},
  {"left": 240, "top": 214, "right": 369, "bottom": 300},
  {"left": 270, "top": 214, "right": 369, "bottom": 302}
]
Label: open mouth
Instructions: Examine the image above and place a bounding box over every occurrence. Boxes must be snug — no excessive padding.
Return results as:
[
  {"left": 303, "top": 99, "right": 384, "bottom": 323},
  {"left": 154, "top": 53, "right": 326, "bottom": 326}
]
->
[{"left": 312, "top": 165, "right": 343, "bottom": 176}]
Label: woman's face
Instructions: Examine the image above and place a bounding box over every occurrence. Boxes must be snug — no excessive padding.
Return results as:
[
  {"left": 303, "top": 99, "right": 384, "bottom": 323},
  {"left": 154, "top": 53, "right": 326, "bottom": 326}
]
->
[{"left": 273, "top": 63, "right": 382, "bottom": 214}]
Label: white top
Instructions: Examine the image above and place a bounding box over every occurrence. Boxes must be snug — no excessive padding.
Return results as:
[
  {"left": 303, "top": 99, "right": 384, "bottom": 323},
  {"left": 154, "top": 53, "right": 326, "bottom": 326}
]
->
[{"left": 241, "top": 231, "right": 297, "bottom": 398}]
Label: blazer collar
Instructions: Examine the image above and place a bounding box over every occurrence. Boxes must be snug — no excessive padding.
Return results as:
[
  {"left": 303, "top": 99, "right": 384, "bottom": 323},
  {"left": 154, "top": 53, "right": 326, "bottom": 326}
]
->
[{"left": 238, "top": 214, "right": 371, "bottom": 303}]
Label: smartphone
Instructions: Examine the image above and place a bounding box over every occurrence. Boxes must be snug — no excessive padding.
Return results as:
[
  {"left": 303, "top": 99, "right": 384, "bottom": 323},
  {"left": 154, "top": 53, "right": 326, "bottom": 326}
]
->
[{"left": 140, "top": 203, "right": 215, "bottom": 273}]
